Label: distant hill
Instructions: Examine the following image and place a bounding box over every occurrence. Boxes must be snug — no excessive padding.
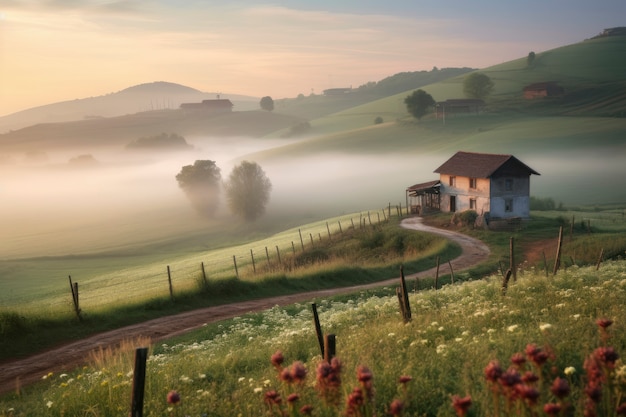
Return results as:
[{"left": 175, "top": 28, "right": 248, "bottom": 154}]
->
[
  {"left": 0, "top": 109, "right": 306, "bottom": 153},
  {"left": 274, "top": 67, "right": 475, "bottom": 119},
  {"left": 0, "top": 81, "right": 260, "bottom": 132}
]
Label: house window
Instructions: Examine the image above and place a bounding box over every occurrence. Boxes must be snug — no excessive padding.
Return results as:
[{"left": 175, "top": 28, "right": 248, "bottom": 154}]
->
[
  {"left": 505, "top": 198, "right": 513, "bottom": 212},
  {"left": 470, "top": 198, "right": 477, "bottom": 210},
  {"left": 469, "top": 177, "right": 477, "bottom": 189},
  {"left": 449, "top": 176, "right": 456, "bottom": 187},
  {"left": 505, "top": 179, "right": 513, "bottom": 191}
]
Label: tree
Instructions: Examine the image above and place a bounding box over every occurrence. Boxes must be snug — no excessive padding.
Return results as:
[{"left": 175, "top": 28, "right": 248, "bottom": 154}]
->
[
  {"left": 224, "top": 161, "right": 272, "bottom": 222},
  {"left": 527, "top": 51, "right": 536, "bottom": 67},
  {"left": 463, "top": 72, "right": 494, "bottom": 100},
  {"left": 404, "top": 89, "right": 435, "bottom": 120},
  {"left": 175, "top": 160, "right": 222, "bottom": 217},
  {"left": 260, "top": 96, "right": 274, "bottom": 111}
]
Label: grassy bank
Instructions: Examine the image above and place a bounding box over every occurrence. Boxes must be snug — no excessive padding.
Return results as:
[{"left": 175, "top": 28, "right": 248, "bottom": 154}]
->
[
  {"left": 0, "top": 216, "right": 458, "bottom": 361},
  {"left": 4, "top": 259, "right": 626, "bottom": 416}
]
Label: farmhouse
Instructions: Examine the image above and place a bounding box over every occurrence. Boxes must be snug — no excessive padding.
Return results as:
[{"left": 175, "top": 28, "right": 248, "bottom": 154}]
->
[
  {"left": 406, "top": 151, "right": 540, "bottom": 221},
  {"left": 522, "top": 82, "right": 565, "bottom": 99},
  {"left": 180, "top": 99, "right": 234, "bottom": 112},
  {"left": 435, "top": 99, "right": 485, "bottom": 119}
]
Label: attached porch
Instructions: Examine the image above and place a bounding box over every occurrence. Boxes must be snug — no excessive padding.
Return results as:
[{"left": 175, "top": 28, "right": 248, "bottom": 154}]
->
[{"left": 406, "top": 180, "right": 441, "bottom": 215}]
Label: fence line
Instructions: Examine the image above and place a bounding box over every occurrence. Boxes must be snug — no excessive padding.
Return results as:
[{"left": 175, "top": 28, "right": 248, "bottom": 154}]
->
[{"left": 39, "top": 205, "right": 408, "bottom": 314}]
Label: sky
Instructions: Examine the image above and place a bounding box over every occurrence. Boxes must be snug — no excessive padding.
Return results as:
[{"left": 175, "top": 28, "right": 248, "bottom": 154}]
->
[{"left": 0, "top": 0, "right": 624, "bottom": 116}]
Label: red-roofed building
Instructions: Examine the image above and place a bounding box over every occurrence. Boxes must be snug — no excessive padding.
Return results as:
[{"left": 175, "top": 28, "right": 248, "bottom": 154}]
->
[
  {"left": 407, "top": 151, "right": 539, "bottom": 220},
  {"left": 523, "top": 82, "right": 564, "bottom": 99}
]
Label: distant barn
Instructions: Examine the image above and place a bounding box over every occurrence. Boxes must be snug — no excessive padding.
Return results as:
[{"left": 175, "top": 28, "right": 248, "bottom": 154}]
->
[
  {"left": 523, "top": 82, "right": 564, "bottom": 99},
  {"left": 435, "top": 99, "right": 485, "bottom": 119},
  {"left": 180, "top": 99, "right": 234, "bottom": 112}
]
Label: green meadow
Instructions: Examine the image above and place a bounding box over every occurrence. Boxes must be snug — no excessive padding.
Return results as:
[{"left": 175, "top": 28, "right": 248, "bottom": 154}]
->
[{"left": 1, "top": 32, "right": 626, "bottom": 414}]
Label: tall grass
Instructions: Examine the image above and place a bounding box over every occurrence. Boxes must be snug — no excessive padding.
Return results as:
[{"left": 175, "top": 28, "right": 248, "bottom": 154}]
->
[{"left": 3, "top": 260, "right": 626, "bottom": 416}]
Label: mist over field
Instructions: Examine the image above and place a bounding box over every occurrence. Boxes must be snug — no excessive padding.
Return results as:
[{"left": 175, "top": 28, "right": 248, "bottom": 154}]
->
[
  {"left": 2, "top": 128, "right": 621, "bottom": 260},
  {"left": 0, "top": 135, "right": 438, "bottom": 259}
]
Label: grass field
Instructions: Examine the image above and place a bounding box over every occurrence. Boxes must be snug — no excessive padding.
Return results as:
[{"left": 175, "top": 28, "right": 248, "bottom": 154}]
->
[{"left": 4, "top": 259, "right": 626, "bottom": 416}]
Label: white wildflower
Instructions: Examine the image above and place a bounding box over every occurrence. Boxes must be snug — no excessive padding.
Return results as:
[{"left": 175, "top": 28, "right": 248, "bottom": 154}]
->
[{"left": 564, "top": 366, "right": 576, "bottom": 375}]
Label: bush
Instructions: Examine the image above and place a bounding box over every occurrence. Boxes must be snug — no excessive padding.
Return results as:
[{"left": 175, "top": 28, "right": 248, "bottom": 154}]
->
[
  {"left": 457, "top": 210, "right": 478, "bottom": 227},
  {"left": 374, "top": 116, "right": 384, "bottom": 124}
]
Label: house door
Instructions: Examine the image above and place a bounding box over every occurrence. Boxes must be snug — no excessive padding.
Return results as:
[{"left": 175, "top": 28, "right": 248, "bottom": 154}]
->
[{"left": 450, "top": 195, "right": 456, "bottom": 212}]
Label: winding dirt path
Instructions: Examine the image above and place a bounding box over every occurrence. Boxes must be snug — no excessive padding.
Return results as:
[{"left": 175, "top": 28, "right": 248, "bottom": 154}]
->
[{"left": 0, "top": 217, "right": 489, "bottom": 395}]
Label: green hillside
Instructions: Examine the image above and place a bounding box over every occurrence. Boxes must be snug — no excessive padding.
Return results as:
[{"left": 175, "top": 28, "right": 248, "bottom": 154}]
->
[{"left": 248, "top": 35, "right": 626, "bottom": 205}]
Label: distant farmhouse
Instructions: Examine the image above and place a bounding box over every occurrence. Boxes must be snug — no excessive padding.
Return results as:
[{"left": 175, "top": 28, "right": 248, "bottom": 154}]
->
[
  {"left": 523, "top": 82, "right": 565, "bottom": 99},
  {"left": 406, "top": 151, "right": 540, "bottom": 226},
  {"left": 435, "top": 99, "right": 485, "bottom": 119},
  {"left": 180, "top": 99, "right": 234, "bottom": 112}
]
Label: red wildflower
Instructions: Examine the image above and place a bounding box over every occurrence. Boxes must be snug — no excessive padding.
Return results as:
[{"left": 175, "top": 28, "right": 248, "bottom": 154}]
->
[
  {"left": 451, "top": 395, "right": 472, "bottom": 417},
  {"left": 550, "top": 377, "right": 571, "bottom": 399},
  {"left": 511, "top": 352, "right": 526, "bottom": 368},
  {"left": 346, "top": 387, "right": 365, "bottom": 415},
  {"left": 543, "top": 403, "right": 562, "bottom": 416},
  {"left": 290, "top": 361, "right": 307, "bottom": 383},
  {"left": 271, "top": 351, "right": 284, "bottom": 369},
  {"left": 357, "top": 365, "right": 373, "bottom": 383},
  {"left": 299, "top": 404, "right": 313, "bottom": 415},
  {"left": 280, "top": 367, "right": 294, "bottom": 383},
  {"left": 522, "top": 371, "right": 539, "bottom": 384},
  {"left": 484, "top": 360, "right": 503, "bottom": 383},
  {"left": 389, "top": 399, "right": 404, "bottom": 416},
  {"left": 594, "top": 346, "right": 620, "bottom": 368},
  {"left": 516, "top": 384, "right": 540, "bottom": 405},
  {"left": 596, "top": 318, "right": 613, "bottom": 329},
  {"left": 499, "top": 368, "right": 522, "bottom": 388},
  {"left": 166, "top": 390, "right": 181, "bottom": 405},
  {"left": 287, "top": 393, "right": 300, "bottom": 404},
  {"left": 399, "top": 375, "right": 412, "bottom": 384},
  {"left": 264, "top": 390, "right": 281, "bottom": 405}
]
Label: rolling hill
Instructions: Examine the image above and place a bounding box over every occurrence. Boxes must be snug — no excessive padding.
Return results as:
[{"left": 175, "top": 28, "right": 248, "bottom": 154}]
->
[{"left": 0, "top": 81, "right": 261, "bottom": 133}]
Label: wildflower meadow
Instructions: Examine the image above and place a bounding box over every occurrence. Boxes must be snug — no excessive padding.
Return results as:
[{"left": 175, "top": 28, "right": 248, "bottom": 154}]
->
[{"left": 3, "top": 260, "right": 626, "bottom": 416}]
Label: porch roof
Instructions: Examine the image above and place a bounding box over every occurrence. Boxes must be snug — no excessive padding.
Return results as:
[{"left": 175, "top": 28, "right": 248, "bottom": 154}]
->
[{"left": 406, "top": 180, "right": 440, "bottom": 196}]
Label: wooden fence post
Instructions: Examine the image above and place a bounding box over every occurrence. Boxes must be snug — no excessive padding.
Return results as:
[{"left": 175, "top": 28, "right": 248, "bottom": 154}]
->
[
  {"left": 299, "top": 229, "right": 305, "bottom": 251},
  {"left": 250, "top": 249, "right": 256, "bottom": 274},
  {"left": 388, "top": 202, "right": 391, "bottom": 219},
  {"left": 311, "top": 303, "right": 324, "bottom": 357},
  {"left": 502, "top": 269, "right": 513, "bottom": 296},
  {"left": 542, "top": 251, "right": 549, "bottom": 277},
  {"left": 448, "top": 261, "right": 455, "bottom": 284},
  {"left": 367, "top": 211, "right": 372, "bottom": 226},
  {"left": 338, "top": 220, "right": 343, "bottom": 234},
  {"left": 324, "top": 334, "right": 336, "bottom": 362},
  {"left": 326, "top": 222, "right": 331, "bottom": 240},
  {"left": 398, "top": 266, "right": 411, "bottom": 322},
  {"left": 201, "top": 262, "right": 208, "bottom": 287},
  {"left": 167, "top": 266, "right": 174, "bottom": 301},
  {"left": 68, "top": 275, "right": 82, "bottom": 320},
  {"left": 129, "top": 347, "right": 149, "bottom": 417},
  {"left": 291, "top": 241, "right": 296, "bottom": 256},
  {"left": 276, "top": 246, "right": 282, "bottom": 265},
  {"left": 377, "top": 212, "right": 381, "bottom": 223},
  {"left": 510, "top": 237, "right": 516, "bottom": 282},
  {"left": 309, "top": 233, "right": 314, "bottom": 247},
  {"left": 553, "top": 227, "right": 563, "bottom": 276},
  {"left": 596, "top": 248, "right": 604, "bottom": 270},
  {"left": 233, "top": 255, "right": 239, "bottom": 279},
  {"left": 265, "top": 247, "right": 271, "bottom": 269}
]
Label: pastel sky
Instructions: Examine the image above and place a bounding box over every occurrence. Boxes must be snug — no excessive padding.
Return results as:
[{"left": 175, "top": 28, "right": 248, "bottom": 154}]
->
[{"left": 0, "top": 0, "right": 624, "bottom": 116}]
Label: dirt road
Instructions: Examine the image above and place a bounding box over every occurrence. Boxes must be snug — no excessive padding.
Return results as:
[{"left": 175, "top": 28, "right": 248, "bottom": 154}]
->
[{"left": 0, "top": 217, "right": 490, "bottom": 395}]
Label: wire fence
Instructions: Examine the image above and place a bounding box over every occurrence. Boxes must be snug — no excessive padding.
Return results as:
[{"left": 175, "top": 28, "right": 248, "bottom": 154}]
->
[{"left": 6, "top": 204, "right": 410, "bottom": 315}]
